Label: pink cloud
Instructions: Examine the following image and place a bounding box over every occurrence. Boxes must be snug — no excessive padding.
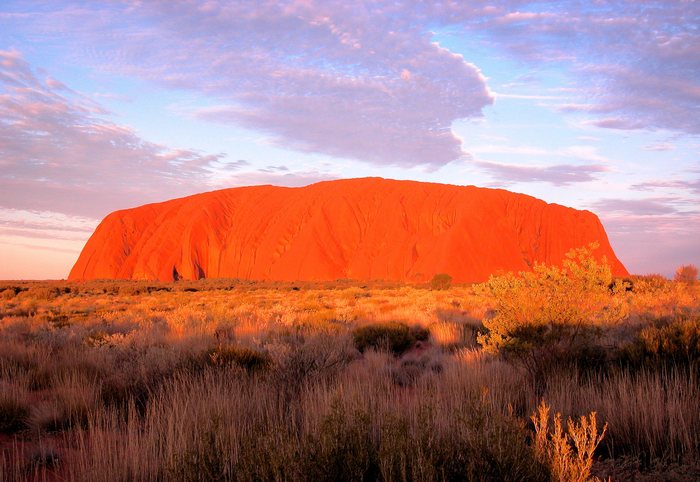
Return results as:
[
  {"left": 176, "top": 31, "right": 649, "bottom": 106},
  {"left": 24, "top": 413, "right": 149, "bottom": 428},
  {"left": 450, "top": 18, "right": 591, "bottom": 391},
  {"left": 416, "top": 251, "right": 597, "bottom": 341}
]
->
[
  {"left": 448, "top": 2, "right": 700, "bottom": 135},
  {"left": 9, "top": 1, "right": 697, "bottom": 161},
  {"left": 598, "top": 211, "right": 700, "bottom": 276},
  {"left": 588, "top": 196, "right": 699, "bottom": 275},
  {"left": 211, "top": 168, "right": 339, "bottom": 191},
  {"left": 6, "top": 1, "right": 700, "bottom": 150},
  {"left": 644, "top": 143, "right": 675, "bottom": 152},
  {"left": 8, "top": 2, "right": 494, "bottom": 167},
  {"left": 632, "top": 179, "right": 700, "bottom": 196},
  {"left": 0, "top": 207, "right": 96, "bottom": 279},
  {"left": 0, "top": 207, "right": 95, "bottom": 235},
  {"left": 591, "top": 198, "right": 678, "bottom": 216},
  {"left": 0, "top": 51, "right": 226, "bottom": 217},
  {"left": 0, "top": 51, "right": 339, "bottom": 222},
  {"left": 476, "top": 160, "right": 606, "bottom": 186}
]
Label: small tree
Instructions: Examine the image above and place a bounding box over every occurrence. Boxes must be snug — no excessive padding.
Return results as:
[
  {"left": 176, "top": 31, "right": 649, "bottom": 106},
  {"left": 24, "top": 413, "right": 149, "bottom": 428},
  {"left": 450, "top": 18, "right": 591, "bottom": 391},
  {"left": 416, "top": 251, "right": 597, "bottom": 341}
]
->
[
  {"left": 477, "top": 243, "right": 629, "bottom": 395},
  {"left": 674, "top": 264, "right": 698, "bottom": 284}
]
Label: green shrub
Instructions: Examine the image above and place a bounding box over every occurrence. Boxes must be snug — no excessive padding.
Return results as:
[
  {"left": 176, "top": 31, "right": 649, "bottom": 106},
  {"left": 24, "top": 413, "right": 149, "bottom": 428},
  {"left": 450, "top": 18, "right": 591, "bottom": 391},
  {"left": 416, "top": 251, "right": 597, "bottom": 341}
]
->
[
  {"left": 478, "top": 244, "right": 629, "bottom": 394},
  {"left": 622, "top": 314, "right": 700, "bottom": 367},
  {"left": 352, "top": 322, "right": 427, "bottom": 356},
  {"left": 630, "top": 274, "right": 672, "bottom": 295},
  {"left": 118, "top": 283, "right": 145, "bottom": 296},
  {"left": 100, "top": 376, "right": 151, "bottom": 410},
  {"left": 26, "top": 447, "right": 61, "bottom": 471},
  {"left": 272, "top": 335, "right": 357, "bottom": 400},
  {"left": 84, "top": 330, "right": 111, "bottom": 347}
]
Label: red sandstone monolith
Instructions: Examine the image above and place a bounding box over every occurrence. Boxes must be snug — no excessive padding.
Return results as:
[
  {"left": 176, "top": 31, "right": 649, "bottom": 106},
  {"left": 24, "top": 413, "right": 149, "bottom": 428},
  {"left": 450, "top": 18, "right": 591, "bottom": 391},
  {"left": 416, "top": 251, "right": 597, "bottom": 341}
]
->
[{"left": 69, "top": 178, "right": 628, "bottom": 282}]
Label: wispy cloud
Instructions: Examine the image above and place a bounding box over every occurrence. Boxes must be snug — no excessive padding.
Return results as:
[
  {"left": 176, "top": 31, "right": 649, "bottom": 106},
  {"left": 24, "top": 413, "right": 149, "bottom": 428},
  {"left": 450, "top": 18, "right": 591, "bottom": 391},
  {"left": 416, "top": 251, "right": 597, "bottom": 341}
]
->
[
  {"left": 476, "top": 160, "right": 606, "bottom": 186},
  {"left": 644, "top": 143, "right": 675, "bottom": 152},
  {"left": 469, "top": 141, "right": 611, "bottom": 186},
  {"left": 0, "top": 207, "right": 96, "bottom": 279},
  {"left": 456, "top": 2, "right": 700, "bottom": 136},
  {"left": 215, "top": 170, "right": 339, "bottom": 189},
  {"left": 13, "top": 2, "right": 494, "bottom": 167},
  {"left": 0, "top": 207, "right": 98, "bottom": 239},
  {"left": 590, "top": 198, "right": 678, "bottom": 216},
  {"left": 0, "top": 50, "right": 225, "bottom": 217},
  {"left": 632, "top": 179, "right": 700, "bottom": 196},
  {"left": 590, "top": 195, "right": 699, "bottom": 275},
  {"left": 470, "top": 144, "right": 610, "bottom": 163},
  {"left": 8, "top": 1, "right": 698, "bottom": 162},
  {"left": 0, "top": 207, "right": 96, "bottom": 240}
]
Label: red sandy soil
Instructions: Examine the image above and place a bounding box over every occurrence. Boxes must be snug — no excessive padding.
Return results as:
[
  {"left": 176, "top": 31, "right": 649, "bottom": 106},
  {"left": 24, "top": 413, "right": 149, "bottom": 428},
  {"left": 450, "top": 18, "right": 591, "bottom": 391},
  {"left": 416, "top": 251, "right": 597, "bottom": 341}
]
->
[{"left": 69, "top": 177, "right": 627, "bottom": 282}]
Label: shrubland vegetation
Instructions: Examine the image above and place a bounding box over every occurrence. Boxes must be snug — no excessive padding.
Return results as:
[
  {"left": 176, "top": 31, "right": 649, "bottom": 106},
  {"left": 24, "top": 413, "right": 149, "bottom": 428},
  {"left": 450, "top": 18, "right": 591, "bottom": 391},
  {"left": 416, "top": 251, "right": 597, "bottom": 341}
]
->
[
  {"left": 0, "top": 248, "right": 698, "bottom": 481},
  {"left": 675, "top": 264, "right": 698, "bottom": 284}
]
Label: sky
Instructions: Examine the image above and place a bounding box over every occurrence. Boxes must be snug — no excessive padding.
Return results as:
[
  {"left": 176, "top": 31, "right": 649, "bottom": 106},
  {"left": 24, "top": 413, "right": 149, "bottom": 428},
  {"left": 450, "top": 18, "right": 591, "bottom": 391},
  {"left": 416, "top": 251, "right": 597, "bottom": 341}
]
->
[{"left": 0, "top": 0, "right": 698, "bottom": 279}]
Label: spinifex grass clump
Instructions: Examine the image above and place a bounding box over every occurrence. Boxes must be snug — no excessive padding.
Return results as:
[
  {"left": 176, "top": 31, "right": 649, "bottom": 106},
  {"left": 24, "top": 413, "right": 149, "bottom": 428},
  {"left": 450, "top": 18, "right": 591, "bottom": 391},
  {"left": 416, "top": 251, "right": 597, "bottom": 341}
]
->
[
  {"left": 206, "top": 345, "right": 271, "bottom": 372},
  {"left": 352, "top": 321, "right": 429, "bottom": 356},
  {"left": 0, "top": 392, "right": 29, "bottom": 434}
]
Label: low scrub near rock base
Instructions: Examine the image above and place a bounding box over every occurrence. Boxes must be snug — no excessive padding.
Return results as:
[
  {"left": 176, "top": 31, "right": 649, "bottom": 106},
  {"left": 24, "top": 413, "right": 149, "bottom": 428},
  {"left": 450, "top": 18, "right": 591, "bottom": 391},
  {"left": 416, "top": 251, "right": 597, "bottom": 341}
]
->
[
  {"left": 206, "top": 345, "right": 272, "bottom": 372},
  {"left": 351, "top": 321, "right": 429, "bottom": 355},
  {"left": 1, "top": 263, "right": 699, "bottom": 481}
]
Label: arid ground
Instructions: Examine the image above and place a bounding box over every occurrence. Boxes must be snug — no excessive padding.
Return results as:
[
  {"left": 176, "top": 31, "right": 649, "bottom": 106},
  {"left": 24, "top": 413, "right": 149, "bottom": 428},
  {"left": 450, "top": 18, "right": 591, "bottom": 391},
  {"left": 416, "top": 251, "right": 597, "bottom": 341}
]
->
[{"left": 1, "top": 252, "right": 698, "bottom": 481}]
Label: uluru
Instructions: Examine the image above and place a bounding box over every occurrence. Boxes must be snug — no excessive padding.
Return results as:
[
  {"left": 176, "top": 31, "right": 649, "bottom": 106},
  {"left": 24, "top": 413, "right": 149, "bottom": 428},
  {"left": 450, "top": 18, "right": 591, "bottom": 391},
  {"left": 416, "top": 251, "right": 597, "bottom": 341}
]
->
[{"left": 68, "top": 178, "right": 627, "bottom": 282}]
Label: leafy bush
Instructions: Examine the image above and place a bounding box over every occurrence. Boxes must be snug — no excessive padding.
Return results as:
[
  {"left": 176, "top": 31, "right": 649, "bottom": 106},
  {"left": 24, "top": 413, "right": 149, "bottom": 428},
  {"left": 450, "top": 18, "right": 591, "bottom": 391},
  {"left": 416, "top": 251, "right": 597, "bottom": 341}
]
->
[
  {"left": 630, "top": 274, "right": 672, "bottom": 295},
  {"left": 675, "top": 264, "right": 698, "bottom": 284},
  {"left": 621, "top": 314, "right": 700, "bottom": 367},
  {"left": 352, "top": 322, "right": 428, "bottom": 356},
  {"left": 389, "top": 351, "right": 443, "bottom": 387},
  {"left": 478, "top": 244, "right": 629, "bottom": 393},
  {"left": 25, "top": 286, "right": 61, "bottom": 301},
  {"left": 100, "top": 375, "right": 152, "bottom": 410},
  {"left": 430, "top": 273, "right": 453, "bottom": 290}
]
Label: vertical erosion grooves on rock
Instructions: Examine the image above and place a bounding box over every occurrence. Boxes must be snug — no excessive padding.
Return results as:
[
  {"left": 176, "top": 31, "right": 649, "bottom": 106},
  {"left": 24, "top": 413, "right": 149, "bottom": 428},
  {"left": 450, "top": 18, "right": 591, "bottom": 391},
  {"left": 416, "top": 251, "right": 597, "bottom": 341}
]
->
[{"left": 68, "top": 178, "right": 628, "bottom": 282}]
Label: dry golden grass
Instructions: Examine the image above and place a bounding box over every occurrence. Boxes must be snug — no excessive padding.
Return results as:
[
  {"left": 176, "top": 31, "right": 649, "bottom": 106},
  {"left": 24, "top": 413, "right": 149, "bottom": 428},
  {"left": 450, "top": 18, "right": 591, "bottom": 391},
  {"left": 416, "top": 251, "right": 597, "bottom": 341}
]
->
[{"left": 0, "top": 278, "right": 698, "bottom": 480}]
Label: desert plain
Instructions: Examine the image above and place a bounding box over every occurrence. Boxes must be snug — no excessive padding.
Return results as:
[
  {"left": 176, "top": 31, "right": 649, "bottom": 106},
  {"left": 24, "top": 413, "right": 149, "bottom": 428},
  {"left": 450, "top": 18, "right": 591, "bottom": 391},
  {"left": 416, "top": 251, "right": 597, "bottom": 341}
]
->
[{"left": 1, "top": 252, "right": 698, "bottom": 481}]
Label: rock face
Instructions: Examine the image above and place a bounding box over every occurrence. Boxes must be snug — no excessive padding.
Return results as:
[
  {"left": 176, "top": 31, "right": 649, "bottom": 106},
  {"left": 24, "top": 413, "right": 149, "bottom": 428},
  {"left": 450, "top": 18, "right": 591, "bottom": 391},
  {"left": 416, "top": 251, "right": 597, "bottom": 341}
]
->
[{"left": 68, "top": 178, "right": 628, "bottom": 282}]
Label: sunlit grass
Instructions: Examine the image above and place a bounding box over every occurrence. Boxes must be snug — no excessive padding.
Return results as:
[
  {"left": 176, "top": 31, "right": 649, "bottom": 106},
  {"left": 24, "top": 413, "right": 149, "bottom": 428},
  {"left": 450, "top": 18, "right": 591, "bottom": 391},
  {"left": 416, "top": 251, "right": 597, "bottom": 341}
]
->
[{"left": 0, "top": 278, "right": 698, "bottom": 480}]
